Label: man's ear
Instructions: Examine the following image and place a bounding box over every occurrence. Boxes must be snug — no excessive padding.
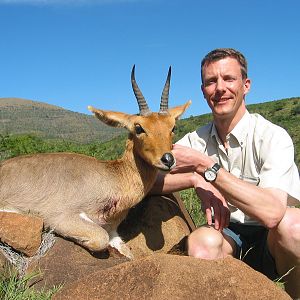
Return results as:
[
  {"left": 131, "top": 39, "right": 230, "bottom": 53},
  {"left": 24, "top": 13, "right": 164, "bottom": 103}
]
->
[
  {"left": 243, "top": 78, "right": 251, "bottom": 96},
  {"left": 201, "top": 84, "right": 205, "bottom": 95}
]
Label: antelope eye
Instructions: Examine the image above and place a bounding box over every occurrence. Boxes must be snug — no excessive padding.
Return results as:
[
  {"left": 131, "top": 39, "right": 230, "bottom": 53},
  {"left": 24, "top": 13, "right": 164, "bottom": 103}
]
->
[
  {"left": 172, "top": 125, "right": 177, "bottom": 133},
  {"left": 135, "top": 124, "right": 145, "bottom": 135}
]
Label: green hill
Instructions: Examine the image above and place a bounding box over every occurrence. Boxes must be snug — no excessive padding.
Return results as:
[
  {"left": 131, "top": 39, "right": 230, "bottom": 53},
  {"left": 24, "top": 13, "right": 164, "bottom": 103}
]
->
[{"left": 0, "top": 98, "right": 124, "bottom": 143}]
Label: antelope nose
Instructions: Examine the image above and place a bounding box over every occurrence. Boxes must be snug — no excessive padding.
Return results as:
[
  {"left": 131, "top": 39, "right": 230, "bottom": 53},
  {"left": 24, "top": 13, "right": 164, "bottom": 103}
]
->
[{"left": 161, "top": 152, "right": 175, "bottom": 169}]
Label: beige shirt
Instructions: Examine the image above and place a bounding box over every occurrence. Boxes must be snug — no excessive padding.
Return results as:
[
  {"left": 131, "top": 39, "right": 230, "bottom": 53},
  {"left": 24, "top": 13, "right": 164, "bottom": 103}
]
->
[{"left": 177, "top": 110, "right": 300, "bottom": 224}]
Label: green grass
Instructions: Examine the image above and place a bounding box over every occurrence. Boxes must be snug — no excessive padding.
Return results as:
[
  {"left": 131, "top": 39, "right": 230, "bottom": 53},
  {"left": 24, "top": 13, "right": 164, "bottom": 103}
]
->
[
  {"left": 0, "top": 269, "right": 61, "bottom": 300},
  {"left": 179, "top": 188, "right": 206, "bottom": 227}
]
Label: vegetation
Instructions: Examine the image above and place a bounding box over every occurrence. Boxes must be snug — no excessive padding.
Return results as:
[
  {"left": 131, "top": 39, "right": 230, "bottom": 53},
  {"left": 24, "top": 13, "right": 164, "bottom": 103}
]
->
[
  {"left": 0, "top": 133, "right": 127, "bottom": 162},
  {"left": 0, "top": 269, "right": 60, "bottom": 300},
  {"left": 179, "top": 189, "right": 206, "bottom": 227}
]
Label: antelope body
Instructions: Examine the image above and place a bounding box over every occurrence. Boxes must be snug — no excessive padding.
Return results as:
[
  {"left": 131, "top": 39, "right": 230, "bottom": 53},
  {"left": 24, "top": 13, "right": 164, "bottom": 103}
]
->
[{"left": 0, "top": 66, "right": 191, "bottom": 258}]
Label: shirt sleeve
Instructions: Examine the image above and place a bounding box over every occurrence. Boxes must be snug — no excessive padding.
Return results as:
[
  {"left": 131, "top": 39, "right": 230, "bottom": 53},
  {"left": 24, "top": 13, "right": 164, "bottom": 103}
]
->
[{"left": 258, "top": 125, "right": 300, "bottom": 202}]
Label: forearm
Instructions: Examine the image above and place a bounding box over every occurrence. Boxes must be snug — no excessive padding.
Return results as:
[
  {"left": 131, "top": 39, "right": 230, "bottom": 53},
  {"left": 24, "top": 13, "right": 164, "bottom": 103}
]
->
[
  {"left": 171, "top": 144, "right": 288, "bottom": 228},
  {"left": 149, "top": 172, "right": 195, "bottom": 195},
  {"left": 212, "top": 168, "right": 287, "bottom": 228}
]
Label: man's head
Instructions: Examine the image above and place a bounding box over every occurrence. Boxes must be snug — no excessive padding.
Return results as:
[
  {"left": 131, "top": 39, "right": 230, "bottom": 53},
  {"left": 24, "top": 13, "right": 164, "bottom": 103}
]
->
[
  {"left": 201, "top": 48, "right": 248, "bottom": 84},
  {"left": 200, "top": 48, "right": 251, "bottom": 125}
]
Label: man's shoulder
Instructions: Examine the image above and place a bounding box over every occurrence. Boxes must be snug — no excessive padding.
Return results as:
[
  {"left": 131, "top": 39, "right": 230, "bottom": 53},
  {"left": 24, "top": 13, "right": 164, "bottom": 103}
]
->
[
  {"left": 195, "top": 122, "right": 213, "bottom": 136},
  {"left": 249, "top": 112, "right": 290, "bottom": 140}
]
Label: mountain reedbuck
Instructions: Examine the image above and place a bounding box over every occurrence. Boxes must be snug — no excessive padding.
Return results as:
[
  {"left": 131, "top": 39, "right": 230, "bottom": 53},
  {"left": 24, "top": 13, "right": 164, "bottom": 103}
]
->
[{"left": 0, "top": 66, "right": 191, "bottom": 259}]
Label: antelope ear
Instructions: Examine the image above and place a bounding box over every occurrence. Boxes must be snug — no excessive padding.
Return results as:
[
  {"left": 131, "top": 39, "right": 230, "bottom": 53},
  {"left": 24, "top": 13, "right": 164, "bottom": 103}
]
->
[
  {"left": 168, "top": 100, "right": 192, "bottom": 120},
  {"left": 88, "top": 106, "right": 133, "bottom": 128}
]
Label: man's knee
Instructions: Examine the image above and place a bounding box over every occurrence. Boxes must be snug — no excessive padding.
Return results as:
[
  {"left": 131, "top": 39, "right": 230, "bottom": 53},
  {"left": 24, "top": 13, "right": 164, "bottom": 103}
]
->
[
  {"left": 269, "top": 208, "right": 300, "bottom": 254},
  {"left": 187, "top": 226, "right": 227, "bottom": 259},
  {"left": 278, "top": 208, "right": 300, "bottom": 241}
]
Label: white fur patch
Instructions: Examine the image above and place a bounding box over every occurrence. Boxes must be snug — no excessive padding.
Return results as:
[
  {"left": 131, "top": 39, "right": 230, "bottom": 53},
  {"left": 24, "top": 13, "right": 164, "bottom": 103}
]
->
[
  {"left": 79, "top": 212, "right": 94, "bottom": 224},
  {"left": 0, "top": 208, "right": 19, "bottom": 213},
  {"left": 108, "top": 230, "right": 133, "bottom": 259},
  {"left": 108, "top": 231, "right": 123, "bottom": 248}
]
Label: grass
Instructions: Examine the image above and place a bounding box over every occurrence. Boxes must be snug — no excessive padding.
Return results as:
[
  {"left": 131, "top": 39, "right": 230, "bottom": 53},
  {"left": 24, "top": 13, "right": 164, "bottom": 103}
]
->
[
  {"left": 0, "top": 268, "right": 61, "bottom": 300},
  {"left": 179, "top": 188, "right": 206, "bottom": 227}
]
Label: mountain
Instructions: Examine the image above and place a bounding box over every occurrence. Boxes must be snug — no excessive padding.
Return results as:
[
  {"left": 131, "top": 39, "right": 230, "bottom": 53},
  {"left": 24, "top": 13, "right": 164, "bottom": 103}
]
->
[{"left": 0, "top": 98, "right": 125, "bottom": 143}]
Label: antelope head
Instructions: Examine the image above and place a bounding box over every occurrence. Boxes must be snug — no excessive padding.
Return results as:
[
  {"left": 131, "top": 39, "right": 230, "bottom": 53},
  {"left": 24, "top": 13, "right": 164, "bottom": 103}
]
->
[{"left": 88, "top": 66, "right": 191, "bottom": 171}]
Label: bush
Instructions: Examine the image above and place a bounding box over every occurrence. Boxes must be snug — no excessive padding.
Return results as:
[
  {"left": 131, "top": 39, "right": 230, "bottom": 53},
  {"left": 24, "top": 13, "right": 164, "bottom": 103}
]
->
[{"left": 291, "top": 104, "right": 300, "bottom": 116}]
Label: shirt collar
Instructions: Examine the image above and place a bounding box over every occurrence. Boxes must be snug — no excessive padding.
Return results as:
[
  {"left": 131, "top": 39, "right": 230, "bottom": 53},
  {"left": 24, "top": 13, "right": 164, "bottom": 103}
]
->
[
  {"left": 210, "top": 110, "right": 250, "bottom": 147},
  {"left": 231, "top": 110, "right": 250, "bottom": 147}
]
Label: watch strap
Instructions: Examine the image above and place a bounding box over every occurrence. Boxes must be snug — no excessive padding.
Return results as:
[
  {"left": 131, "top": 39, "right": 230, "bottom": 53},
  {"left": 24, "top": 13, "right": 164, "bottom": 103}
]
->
[{"left": 211, "top": 163, "right": 221, "bottom": 173}]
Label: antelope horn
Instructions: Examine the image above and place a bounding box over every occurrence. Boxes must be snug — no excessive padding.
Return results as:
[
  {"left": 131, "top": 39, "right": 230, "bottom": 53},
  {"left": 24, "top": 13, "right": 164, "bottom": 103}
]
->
[
  {"left": 159, "top": 66, "right": 171, "bottom": 114},
  {"left": 131, "top": 65, "right": 151, "bottom": 116}
]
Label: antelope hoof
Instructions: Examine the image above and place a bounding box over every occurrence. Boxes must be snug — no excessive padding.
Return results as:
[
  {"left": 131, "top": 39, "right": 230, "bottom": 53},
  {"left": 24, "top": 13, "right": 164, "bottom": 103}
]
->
[
  {"left": 108, "top": 244, "right": 134, "bottom": 260},
  {"left": 109, "top": 236, "right": 134, "bottom": 259}
]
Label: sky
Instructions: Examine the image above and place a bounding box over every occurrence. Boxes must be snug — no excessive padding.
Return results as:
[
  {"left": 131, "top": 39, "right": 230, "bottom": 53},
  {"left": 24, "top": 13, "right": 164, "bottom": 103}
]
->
[{"left": 0, "top": 0, "right": 300, "bottom": 118}]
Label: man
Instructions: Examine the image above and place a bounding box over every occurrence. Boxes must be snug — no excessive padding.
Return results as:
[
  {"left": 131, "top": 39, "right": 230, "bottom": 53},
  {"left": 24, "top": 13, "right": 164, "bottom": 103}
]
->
[{"left": 152, "top": 48, "right": 300, "bottom": 299}]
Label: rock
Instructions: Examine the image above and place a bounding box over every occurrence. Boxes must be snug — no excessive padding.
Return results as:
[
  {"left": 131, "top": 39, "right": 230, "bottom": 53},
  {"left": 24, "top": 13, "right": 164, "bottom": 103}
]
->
[
  {"left": 0, "top": 212, "right": 43, "bottom": 257},
  {"left": 0, "top": 251, "right": 8, "bottom": 270},
  {"left": 29, "top": 237, "right": 129, "bottom": 290},
  {"left": 119, "top": 194, "right": 194, "bottom": 258},
  {"left": 54, "top": 253, "right": 291, "bottom": 300},
  {"left": 30, "top": 194, "right": 193, "bottom": 290},
  {"left": 0, "top": 196, "right": 291, "bottom": 300},
  {"left": 0, "top": 251, "right": 15, "bottom": 278}
]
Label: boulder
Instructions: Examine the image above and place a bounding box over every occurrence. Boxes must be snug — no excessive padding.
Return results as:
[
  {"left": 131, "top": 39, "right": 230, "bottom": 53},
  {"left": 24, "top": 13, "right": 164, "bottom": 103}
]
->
[
  {"left": 30, "top": 194, "right": 193, "bottom": 289},
  {"left": 29, "top": 237, "right": 129, "bottom": 290},
  {"left": 118, "top": 194, "right": 194, "bottom": 258},
  {"left": 0, "top": 212, "right": 43, "bottom": 257},
  {"left": 0, "top": 251, "right": 15, "bottom": 278},
  {"left": 0, "top": 195, "right": 291, "bottom": 299},
  {"left": 54, "top": 253, "right": 291, "bottom": 300}
]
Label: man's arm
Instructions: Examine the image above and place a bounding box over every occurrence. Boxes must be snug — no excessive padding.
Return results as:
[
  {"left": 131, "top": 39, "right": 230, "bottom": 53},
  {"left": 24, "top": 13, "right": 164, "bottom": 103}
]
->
[
  {"left": 213, "top": 169, "right": 287, "bottom": 228},
  {"left": 150, "top": 170, "right": 230, "bottom": 230},
  {"left": 150, "top": 172, "right": 195, "bottom": 195},
  {"left": 172, "top": 144, "right": 287, "bottom": 229}
]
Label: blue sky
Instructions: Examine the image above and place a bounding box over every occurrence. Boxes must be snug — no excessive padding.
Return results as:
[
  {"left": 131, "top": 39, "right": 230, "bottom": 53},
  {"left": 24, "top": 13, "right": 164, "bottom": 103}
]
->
[{"left": 0, "top": 0, "right": 299, "bottom": 118}]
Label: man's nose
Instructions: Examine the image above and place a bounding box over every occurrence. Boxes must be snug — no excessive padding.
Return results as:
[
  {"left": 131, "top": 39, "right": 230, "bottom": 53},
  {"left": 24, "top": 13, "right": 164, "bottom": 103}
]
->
[{"left": 216, "top": 78, "right": 226, "bottom": 92}]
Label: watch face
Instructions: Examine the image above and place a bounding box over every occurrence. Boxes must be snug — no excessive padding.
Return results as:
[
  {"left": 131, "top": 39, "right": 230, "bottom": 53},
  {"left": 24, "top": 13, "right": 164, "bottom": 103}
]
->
[{"left": 204, "top": 170, "right": 216, "bottom": 181}]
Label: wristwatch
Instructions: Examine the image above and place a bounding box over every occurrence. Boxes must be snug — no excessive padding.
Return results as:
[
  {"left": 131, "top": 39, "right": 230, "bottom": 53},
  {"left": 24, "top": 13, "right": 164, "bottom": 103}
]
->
[{"left": 204, "top": 163, "right": 221, "bottom": 182}]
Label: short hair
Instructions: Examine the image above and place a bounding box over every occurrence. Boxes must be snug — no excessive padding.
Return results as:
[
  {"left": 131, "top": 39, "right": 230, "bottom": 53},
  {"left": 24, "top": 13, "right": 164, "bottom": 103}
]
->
[{"left": 201, "top": 48, "right": 248, "bottom": 83}]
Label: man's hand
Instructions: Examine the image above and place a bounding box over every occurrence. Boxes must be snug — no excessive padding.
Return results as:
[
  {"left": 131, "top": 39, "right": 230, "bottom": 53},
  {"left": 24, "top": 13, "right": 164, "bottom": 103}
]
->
[
  {"left": 192, "top": 173, "right": 230, "bottom": 231},
  {"left": 170, "top": 144, "right": 230, "bottom": 230},
  {"left": 171, "top": 144, "right": 214, "bottom": 174}
]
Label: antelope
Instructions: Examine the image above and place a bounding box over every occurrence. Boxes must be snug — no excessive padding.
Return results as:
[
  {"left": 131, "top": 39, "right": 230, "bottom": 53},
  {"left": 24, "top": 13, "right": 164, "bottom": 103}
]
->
[{"left": 0, "top": 66, "right": 191, "bottom": 259}]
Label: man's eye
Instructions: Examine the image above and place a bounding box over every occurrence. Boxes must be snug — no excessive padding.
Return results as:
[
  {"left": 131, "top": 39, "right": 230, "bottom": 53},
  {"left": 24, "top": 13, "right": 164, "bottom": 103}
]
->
[
  {"left": 205, "top": 79, "right": 216, "bottom": 86},
  {"left": 135, "top": 124, "right": 145, "bottom": 134},
  {"left": 224, "top": 76, "right": 235, "bottom": 82}
]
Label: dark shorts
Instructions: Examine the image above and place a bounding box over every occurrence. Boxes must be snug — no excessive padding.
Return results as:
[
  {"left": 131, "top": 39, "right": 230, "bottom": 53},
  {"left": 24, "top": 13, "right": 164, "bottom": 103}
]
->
[{"left": 223, "top": 222, "right": 279, "bottom": 280}]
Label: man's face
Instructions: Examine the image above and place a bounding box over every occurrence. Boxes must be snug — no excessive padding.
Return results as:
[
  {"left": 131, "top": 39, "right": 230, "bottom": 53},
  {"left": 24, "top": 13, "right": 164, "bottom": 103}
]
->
[{"left": 201, "top": 57, "right": 251, "bottom": 120}]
